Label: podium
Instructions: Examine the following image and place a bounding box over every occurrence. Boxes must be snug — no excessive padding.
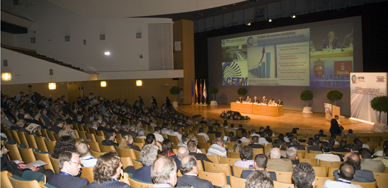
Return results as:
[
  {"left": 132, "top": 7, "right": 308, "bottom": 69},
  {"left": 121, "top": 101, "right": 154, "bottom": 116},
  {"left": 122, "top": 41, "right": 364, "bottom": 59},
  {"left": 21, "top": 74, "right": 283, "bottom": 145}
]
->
[{"left": 325, "top": 103, "right": 340, "bottom": 124}]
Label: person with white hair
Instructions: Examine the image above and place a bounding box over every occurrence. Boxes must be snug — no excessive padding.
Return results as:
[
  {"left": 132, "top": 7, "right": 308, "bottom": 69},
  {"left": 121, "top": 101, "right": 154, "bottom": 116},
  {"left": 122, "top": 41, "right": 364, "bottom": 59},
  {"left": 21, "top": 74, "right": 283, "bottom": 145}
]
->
[
  {"left": 286, "top": 147, "right": 299, "bottom": 165},
  {"left": 133, "top": 144, "right": 158, "bottom": 183},
  {"left": 151, "top": 156, "right": 177, "bottom": 188},
  {"left": 267, "top": 148, "right": 293, "bottom": 172}
]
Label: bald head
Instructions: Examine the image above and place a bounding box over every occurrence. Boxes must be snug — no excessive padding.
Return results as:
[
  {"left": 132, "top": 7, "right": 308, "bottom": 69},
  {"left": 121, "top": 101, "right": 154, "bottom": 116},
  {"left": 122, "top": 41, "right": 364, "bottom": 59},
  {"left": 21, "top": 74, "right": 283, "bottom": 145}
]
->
[
  {"left": 180, "top": 155, "right": 197, "bottom": 175},
  {"left": 270, "top": 148, "right": 281, "bottom": 159},
  {"left": 345, "top": 152, "right": 361, "bottom": 170},
  {"left": 176, "top": 147, "right": 189, "bottom": 160},
  {"left": 339, "top": 162, "right": 355, "bottom": 180}
]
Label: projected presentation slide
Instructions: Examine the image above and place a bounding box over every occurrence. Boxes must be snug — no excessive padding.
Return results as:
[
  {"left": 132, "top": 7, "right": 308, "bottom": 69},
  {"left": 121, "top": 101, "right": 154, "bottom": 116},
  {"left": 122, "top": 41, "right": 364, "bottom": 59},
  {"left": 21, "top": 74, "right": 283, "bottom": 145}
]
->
[{"left": 221, "top": 21, "right": 355, "bottom": 88}]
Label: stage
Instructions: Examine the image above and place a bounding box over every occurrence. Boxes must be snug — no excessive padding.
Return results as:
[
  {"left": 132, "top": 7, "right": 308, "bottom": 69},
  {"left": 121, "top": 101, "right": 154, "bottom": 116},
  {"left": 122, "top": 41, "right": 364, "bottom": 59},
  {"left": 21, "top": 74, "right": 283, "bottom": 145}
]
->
[{"left": 175, "top": 104, "right": 375, "bottom": 133}]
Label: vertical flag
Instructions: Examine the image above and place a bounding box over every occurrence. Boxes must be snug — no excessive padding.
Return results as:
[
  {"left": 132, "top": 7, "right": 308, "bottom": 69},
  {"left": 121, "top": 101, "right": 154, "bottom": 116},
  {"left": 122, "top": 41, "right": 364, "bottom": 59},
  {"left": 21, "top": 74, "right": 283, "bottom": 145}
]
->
[
  {"left": 200, "top": 79, "right": 203, "bottom": 99},
  {"left": 191, "top": 81, "right": 194, "bottom": 97},
  {"left": 203, "top": 79, "right": 207, "bottom": 99},
  {"left": 194, "top": 79, "right": 198, "bottom": 99}
]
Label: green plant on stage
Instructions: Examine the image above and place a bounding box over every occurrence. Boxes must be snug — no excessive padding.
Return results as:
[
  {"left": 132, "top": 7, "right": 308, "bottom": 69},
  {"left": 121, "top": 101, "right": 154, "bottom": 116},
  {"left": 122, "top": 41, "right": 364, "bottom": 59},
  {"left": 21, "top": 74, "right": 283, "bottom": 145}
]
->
[
  {"left": 170, "top": 86, "right": 180, "bottom": 101},
  {"left": 300, "top": 90, "right": 314, "bottom": 107},
  {"left": 371, "top": 96, "right": 388, "bottom": 123},
  {"left": 237, "top": 87, "right": 247, "bottom": 96},
  {"left": 327, "top": 90, "right": 343, "bottom": 105},
  {"left": 208, "top": 86, "right": 218, "bottom": 101}
]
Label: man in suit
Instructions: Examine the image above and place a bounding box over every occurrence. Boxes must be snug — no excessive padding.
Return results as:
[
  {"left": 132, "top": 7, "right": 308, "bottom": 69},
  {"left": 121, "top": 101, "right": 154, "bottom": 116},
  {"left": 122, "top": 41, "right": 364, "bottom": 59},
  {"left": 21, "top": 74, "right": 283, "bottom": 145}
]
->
[
  {"left": 330, "top": 116, "right": 342, "bottom": 136},
  {"left": 241, "top": 154, "right": 277, "bottom": 181},
  {"left": 101, "top": 130, "right": 119, "bottom": 147},
  {"left": 187, "top": 140, "right": 212, "bottom": 169},
  {"left": 75, "top": 141, "right": 97, "bottom": 167},
  {"left": 175, "top": 147, "right": 189, "bottom": 170},
  {"left": 245, "top": 96, "right": 252, "bottom": 103},
  {"left": 87, "top": 151, "right": 131, "bottom": 188},
  {"left": 277, "top": 98, "right": 283, "bottom": 105},
  {"left": 307, "top": 139, "right": 321, "bottom": 152},
  {"left": 133, "top": 144, "right": 158, "bottom": 183},
  {"left": 333, "top": 153, "right": 375, "bottom": 182},
  {"left": 315, "top": 142, "right": 341, "bottom": 165},
  {"left": 324, "top": 161, "right": 362, "bottom": 188},
  {"left": 267, "top": 148, "right": 293, "bottom": 172},
  {"left": 261, "top": 96, "right": 268, "bottom": 104},
  {"left": 252, "top": 96, "right": 259, "bottom": 103},
  {"left": 293, "top": 163, "right": 316, "bottom": 188},
  {"left": 97, "top": 120, "right": 108, "bottom": 131},
  {"left": 177, "top": 155, "right": 213, "bottom": 188},
  {"left": 48, "top": 151, "right": 89, "bottom": 188},
  {"left": 332, "top": 140, "right": 350, "bottom": 152},
  {"left": 49, "top": 118, "right": 65, "bottom": 134},
  {"left": 248, "top": 136, "right": 264, "bottom": 149},
  {"left": 151, "top": 156, "right": 177, "bottom": 188},
  {"left": 320, "top": 31, "right": 341, "bottom": 50},
  {"left": 359, "top": 148, "right": 385, "bottom": 173}
]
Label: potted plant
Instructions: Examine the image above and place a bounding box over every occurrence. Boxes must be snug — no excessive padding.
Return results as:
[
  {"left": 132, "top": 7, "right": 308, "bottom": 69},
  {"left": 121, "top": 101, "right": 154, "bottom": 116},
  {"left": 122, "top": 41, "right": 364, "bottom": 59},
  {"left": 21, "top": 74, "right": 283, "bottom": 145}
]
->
[
  {"left": 300, "top": 90, "right": 314, "bottom": 113},
  {"left": 237, "top": 87, "right": 247, "bottom": 96},
  {"left": 371, "top": 96, "right": 388, "bottom": 132},
  {"left": 208, "top": 86, "right": 219, "bottom": 106},
  {"left": 170, "top": 86, "right": 180, "bottom": 107},
  {"left": 327, "top": 90, "right": 343, "bottom": 105}
]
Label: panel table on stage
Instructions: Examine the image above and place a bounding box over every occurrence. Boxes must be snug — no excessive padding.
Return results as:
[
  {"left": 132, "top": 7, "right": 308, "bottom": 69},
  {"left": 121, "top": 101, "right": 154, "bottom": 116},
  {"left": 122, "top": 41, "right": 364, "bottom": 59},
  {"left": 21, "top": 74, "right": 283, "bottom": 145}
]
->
[
  {"left": 230, "top": 102, "right": 253, "bottom": 114},
  {"left": 230, "top": 102, "right": 284, "bottom": 117}
]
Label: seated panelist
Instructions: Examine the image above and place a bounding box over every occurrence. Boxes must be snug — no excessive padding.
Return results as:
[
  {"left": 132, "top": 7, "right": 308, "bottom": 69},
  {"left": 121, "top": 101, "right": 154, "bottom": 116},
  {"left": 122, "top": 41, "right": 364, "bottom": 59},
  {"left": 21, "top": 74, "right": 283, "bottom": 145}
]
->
[
  {"left": 237, "top": 96, "right": 243, "bottom": 103},
  {"left": 277, "top": 98, "right": 283, "bottom": 105},
  {"left": 253, "top": 96, "right": 259, "bottom": 103},
  {"left": 268, "top": 99, "right": 276, "bottom": 105},
  {"left": 261, "top": 96, "right": 268, "bottom": 104},
  {"left": 245, "top": 96, "right": 252, "bottom": 103}
]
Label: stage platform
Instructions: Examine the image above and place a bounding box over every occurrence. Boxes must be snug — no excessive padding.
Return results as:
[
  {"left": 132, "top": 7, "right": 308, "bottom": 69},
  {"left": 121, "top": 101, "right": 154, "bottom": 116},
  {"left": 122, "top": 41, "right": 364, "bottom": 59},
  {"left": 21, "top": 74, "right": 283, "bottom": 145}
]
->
[{"left": 175, "top": 104, "right": 375, "bottom": 133}]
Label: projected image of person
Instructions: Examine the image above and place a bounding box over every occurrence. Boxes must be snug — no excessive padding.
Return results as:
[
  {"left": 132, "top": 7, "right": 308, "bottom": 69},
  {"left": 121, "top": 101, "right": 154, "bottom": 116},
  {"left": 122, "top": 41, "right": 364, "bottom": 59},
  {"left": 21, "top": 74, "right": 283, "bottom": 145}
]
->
[
  {"left": 343, "top": 28, "right": 353, "bottom": 48},
  {"left": 320, "top": 31, "right": 341, "bottom": 50}
]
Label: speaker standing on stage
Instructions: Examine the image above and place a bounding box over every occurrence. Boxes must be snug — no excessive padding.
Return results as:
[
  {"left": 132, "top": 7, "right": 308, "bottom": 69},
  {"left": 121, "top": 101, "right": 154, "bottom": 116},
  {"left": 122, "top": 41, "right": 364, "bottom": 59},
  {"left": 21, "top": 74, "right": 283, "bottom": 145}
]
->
[
  {"left": 330, "top": 116, "right": 343, "bottom": 136},
  {"left": 277, "top": 98, "right": 283, "bottom": 105}
]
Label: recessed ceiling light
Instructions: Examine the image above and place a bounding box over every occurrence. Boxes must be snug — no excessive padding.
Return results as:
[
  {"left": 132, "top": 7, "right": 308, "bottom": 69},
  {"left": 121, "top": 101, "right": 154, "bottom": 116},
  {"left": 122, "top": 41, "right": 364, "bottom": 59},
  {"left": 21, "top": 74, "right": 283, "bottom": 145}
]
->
[
  {"left": 292, "top": 15, "right": 296, "bottom": 18},
  {"left": 104, "top": 51, "right": 110, "bottom": 56},
  {"left": 269, "top": 19, "right": 272, "bottom": 22},
  {"left": 246, "top": 23, "right": 251, "bottom": 26}
]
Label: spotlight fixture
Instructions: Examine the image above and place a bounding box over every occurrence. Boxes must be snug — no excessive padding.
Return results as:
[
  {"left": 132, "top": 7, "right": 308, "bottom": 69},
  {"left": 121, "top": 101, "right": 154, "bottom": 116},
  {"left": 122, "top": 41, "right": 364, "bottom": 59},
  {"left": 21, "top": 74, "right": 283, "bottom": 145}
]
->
[
  {"left": 48, "top": 83, "right": 56, "bottom": 90},
  {"left": 136, "top": 80, "right": 142, "bottom": 86},
  {"left": 100, "top": 81, "right": 107, "bottom": 87},
  {"left": 292, "top": 15, "right": 296, "bottom": 18},
  {"left": 1, "top": 72, "right": 11, "bottom": 81},
  {"left": 104, "top": 51, "right": 110, "bottom": 56},
  {"left": 246, "top": 23, "right": 251, "bottom": 26},
  {"left": 268, "top": 19, "right": 272, "bottom": 22}
]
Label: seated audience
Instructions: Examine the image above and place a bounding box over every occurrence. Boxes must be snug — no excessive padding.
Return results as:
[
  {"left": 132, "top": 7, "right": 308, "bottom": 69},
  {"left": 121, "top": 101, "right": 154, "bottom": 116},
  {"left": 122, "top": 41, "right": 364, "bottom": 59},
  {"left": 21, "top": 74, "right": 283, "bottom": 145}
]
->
[
  {"left": 373, "top": 147, "right": 388, "bottom": 167},
  {"left": 175, "top": 147, "right": 189, "bottom": 170},
  {"left": 133, "top": 144, "right": 158, "bottom": 183},
  {"left": 345, "top": 129, "right": 357, "bottom": 137},
  {"left": 137, "top": 130, "right": 146, "bottom": 139},
  {"left": 267, "top": 148, "right": 293, "bottom": 172},
  {"left": 288, "top": 136, "right": 305, "bottom": 150},
  {"left": 245, "top": 170, "right": 274, "bottom": 188},
  {"left": 52, "top": 136, "right": 76, "bottom": 158},
  {"left": 101, "top": 130, "right": 119, "bottom": 147},
  {"left": 48, "top": 151, "right": 89, "bottom": 188},
  {"left": 207, "top": 138, "right": 227, "bottom": 158},
  {"left": 169, "top": 126, "right": 182, "bottom": 142},
  {"left": 359, "top": 148, "right": 385, "bottom": 173},
  {"left": 160, "top": 139, "right": 175, "bottom": 157},
  {"left": 50, "top": 118, "right": 65, "bottom": 134},
  {"left": 287, "top": 147, "right": 299, "bottom": 165},
  {"left": 96, "top": 120, "right": 108, "bottom": 132},
  {"left": 177, "top": 134, "right": 190, "bottom": 147},
  {"left": 258, "top": 132, "right": 269, "bottom": 146},
  {"left": 373, "top": 141, "right": 388, "bottom": 157},
  {"left": 177, "top": 155, "right": 213, "bottom": 188},
  {"left": 229, "top": 140, "right": 243, "bottom": 153},
  {"left": 153, "top": 127, "right": 164, "bottom": 142},
  {"left": 118, "top": 135, "right": 140, "bottom": 151},
  {"left": 332, "top": 140, "right": 350, "bottom": 152},
  {"left": 249, "top": 136, "right": 264, "bottom": 149},
  {"left": 234, "top": 146, "right": 254, "bottom": 168},
  {"left": 75, "top": 141, "right": 97, "bottom": 167},
  {"left": 323, "top": 161, "right": 362, "bottom": 188},
  {"left": 197, "top": 128, "right": 209, "bottom": 142},
  {"left": 151, "top": 156, "right": 177, "bottom": 187},
  {"left": 293, "top": 162, "right": 315, "bottom": 188},
  {"left": 187, "top": 140, "right": 212, "bottom": 169},
  {"left": 87, "top": 151, "right": 131, "bottom": 188},
  {"left": 227, "top": 132, "right": 238, "bottom": 142},
  {"left": 240, "top": 132, "right": 250, "bottom": 143},
  {"left": 333, "top": 152, "right": 375, "bottom": 182},
  {"left": 250, "top": 129, "right": 260, "bottom": 137},
  {"left": 241, "top": 154, "right": 276, "bottom": 181},
  {"left": 58, "top": 123, "right": 77, "bottom": 138},
  {"left": 307, "top": 139, "right": 321, "bottom": 152},
  {"left": 266, "top": 139, "right": 287, "bottom": 158},
  {"left": 315, "top": 142, "right": 341, "bottom": 165}
]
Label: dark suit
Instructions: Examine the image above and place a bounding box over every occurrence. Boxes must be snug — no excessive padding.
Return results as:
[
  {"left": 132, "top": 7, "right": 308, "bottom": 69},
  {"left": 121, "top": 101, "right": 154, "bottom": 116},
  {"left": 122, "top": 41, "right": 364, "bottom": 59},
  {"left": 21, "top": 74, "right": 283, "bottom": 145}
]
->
[
  {"left": 330, "top": 119, "right": 342, "bottom": 135},
  {"left": 133, "top": 165, "right": 152, "bottom": 183},
  {"left": 101, "top": 140, "right": 119, "bottom": 147},
  {"left": 248, "top": 144, "right": 264, "bottom": 149},
  {"left": 241, "top": 170, "right": 276, "bottom": 181},
  {"left": 48, "top": 173, "right": 89, "bottom": 188},
  {"left": 177, "top": 174, "right": 213, "bottom": 188},
  {"left": 87, "top": 180, "right": 131, "bottom": 188},
  {"left": 320, "top": 37, "right": 340, "bottom": 50},
  {"left": 333, "top": 169, "right": 375, "bottom": 182},
  {"left": 49, "top": 125, "right": 62, "bottom": 135},
  {"left": 331, "top": 147, "right": 349, "bottom": 152},
  {"left": 288, "top": 143, "right": 305, "bottom": 150},
  {"left": 189, "top": 152, "right": 212, "bottom": 170},
  {"left": 277, "top": 101, "right": 283, "bottom": 105},
  {"left": 307, "top": 145, "right": 321, "bottom": 152},
  {"left": 97, "top": 126, "right": 108, "bottom": 132}
]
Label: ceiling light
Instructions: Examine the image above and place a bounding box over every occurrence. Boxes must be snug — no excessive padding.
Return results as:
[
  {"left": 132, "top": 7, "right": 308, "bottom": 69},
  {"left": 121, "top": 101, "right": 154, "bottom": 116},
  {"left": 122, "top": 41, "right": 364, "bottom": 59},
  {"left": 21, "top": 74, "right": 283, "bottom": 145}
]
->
[
  {"left": 292, "top": 15, "right": 296, "bottom": 18},
  {"left": 246, "top": 23, "right": 251, "bottom": 26},
  {"left": 2, "top": 72, "right": 11, "bottom": 81},
  {"left": 268, "top": 19, "right": 272, "bottom": 22},
  {"left": 104, "top": 51, "right": 110, "bottom": 56}
]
